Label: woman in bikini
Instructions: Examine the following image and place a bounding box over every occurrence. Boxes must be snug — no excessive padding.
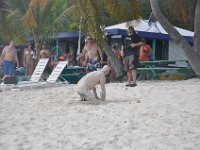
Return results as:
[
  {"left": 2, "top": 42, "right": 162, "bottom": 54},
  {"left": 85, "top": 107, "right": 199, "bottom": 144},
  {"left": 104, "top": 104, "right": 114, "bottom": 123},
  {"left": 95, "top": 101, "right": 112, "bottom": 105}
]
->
[{"left": 24, "top": 42, "right": 35, "bottom": 76}]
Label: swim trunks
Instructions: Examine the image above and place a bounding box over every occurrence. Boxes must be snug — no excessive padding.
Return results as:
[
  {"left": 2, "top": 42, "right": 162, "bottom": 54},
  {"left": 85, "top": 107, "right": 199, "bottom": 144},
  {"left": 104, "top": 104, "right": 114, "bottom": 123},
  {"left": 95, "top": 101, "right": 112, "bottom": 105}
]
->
[
  {"left": 3, "top": 60, "right": 15, "bottom": 76},
  {"left": 86, "top": 57, "right": 100, "bottom": 71}
]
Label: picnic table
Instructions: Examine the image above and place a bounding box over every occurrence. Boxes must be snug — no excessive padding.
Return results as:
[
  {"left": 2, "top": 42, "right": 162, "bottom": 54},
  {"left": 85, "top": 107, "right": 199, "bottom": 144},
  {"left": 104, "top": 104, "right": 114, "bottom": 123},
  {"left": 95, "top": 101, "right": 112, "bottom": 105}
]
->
[
  {"left": 137, "top": 60, "right": 191, "bottom": 80},
  {"left": 139, "top": 60, "right": 176, "bottom": 66},
  {"left": 60, "top": 66, "right": 86, "bottom": 84}
]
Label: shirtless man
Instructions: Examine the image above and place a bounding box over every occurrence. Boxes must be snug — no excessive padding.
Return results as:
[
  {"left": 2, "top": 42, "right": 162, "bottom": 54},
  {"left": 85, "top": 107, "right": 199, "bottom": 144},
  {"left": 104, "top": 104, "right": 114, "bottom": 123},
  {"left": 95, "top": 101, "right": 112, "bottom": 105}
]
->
[
  {"left": 0, "top": 40, "right": 19, "bottom": 78},
  {"left": 84, "top": 37, "right": 103, "bottom": 71},
  {"left": 39, "top": 42, "right": 50, "bottom": 59},
  {"left": 76, "top": 65, "right": 110, "bottom": 101},
  {"left": 65, "top": 47, "right": 76, "bottom": 66},
  {"left": 39, "top": 42, "right": 52, "bottom": 76},
  {"left": 24, "top": 42, "right": 35, "bottom": 76}
]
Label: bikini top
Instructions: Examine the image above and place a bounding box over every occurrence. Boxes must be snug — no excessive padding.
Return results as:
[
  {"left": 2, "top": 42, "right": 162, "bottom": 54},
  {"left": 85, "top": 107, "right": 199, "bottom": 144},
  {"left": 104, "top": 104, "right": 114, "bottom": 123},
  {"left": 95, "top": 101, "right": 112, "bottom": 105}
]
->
[{"left": 24, "top": 50, "right": 34, "bottom": 55}]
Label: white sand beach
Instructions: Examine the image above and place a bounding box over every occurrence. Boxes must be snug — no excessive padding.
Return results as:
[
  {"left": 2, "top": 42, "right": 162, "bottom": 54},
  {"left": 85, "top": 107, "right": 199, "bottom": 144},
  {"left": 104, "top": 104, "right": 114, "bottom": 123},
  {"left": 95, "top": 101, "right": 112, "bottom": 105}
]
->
[{"left": 0, "top": 79, "right": 200, "bottom": 150}]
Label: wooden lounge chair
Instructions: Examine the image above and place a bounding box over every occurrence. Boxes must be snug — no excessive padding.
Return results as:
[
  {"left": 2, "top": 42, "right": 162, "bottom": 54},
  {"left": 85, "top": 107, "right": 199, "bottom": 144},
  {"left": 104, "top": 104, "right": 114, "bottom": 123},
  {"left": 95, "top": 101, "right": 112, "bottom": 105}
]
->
[{"left": 11, "top": 61, "right": 69, "bottom": 90}]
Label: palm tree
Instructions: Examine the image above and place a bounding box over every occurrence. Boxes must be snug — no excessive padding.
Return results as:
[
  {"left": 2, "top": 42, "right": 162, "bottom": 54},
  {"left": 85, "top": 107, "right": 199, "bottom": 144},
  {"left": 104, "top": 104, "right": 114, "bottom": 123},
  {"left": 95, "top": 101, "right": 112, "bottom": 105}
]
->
[
  {"left": 0, "top": 0, "right": 9, "bottom": 16},
  {"left": 5, "top": 0, "right": 63, "bottom": 58},
  {"left": 0, "top": 0, "right": 10, "bottom": 43},
  {"left": 150, "top": 0, "right": 200, "bottom": 75}
]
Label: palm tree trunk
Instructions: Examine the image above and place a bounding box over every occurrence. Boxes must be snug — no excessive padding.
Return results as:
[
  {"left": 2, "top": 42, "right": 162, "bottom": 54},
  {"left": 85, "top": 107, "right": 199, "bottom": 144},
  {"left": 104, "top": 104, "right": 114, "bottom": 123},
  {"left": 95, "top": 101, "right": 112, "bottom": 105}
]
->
[
  {"left": 150, "top": 0, "right": 200, "bottom": 76},
  {"left": 194, "top": 0, "right": 200, "bottom": 53},
  {"left": 190, "top": 0, "right": 197, "bottom": 31},
  {"left": 102, "top": 41, "right": 124, "bottom": 78}
]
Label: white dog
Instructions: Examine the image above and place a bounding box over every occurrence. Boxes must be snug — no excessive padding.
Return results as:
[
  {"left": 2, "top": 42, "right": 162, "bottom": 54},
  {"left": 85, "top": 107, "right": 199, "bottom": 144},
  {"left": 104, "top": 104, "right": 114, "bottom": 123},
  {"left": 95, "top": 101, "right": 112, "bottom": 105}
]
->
[{"left": 76, "top": 65, "right": 110, "bottom": 101}]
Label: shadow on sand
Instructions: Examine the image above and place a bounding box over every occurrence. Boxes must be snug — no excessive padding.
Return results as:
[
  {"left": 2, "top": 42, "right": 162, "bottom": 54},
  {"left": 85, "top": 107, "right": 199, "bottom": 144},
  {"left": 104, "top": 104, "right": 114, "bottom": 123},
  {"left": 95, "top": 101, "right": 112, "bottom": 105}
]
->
[{"left": 65, "top": 98, "right": 141, "bottom": 106}]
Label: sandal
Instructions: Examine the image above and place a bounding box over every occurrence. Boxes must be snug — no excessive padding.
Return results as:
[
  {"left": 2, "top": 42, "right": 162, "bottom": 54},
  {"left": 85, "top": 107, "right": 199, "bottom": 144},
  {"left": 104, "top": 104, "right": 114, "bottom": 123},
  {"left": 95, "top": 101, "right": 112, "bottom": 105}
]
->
[
  {"left": 125, "top": 84, "right": 131, "bottom": 87},
  {"left": 130, "top": 83, "right": 137, "bottom": 87}
]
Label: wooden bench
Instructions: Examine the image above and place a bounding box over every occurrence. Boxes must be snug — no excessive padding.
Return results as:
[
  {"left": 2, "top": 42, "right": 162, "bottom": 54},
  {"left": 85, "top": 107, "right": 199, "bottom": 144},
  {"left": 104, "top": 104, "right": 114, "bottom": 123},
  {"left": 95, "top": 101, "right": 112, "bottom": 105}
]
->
[
  {"left": 137, "top": 67, "right": 192, "bottom": 80},
  {"left": 139, "top": 60, "right": 176, "bottom": 66},
  {"left": 137, "top": 60, "right": 194, "bottom": 80}
]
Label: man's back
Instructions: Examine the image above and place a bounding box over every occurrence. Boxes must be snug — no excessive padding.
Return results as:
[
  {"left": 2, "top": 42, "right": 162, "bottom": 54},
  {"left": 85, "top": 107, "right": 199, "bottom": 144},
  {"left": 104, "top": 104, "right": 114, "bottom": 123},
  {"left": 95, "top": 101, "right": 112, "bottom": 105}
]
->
[{"left": 139, "top": 44, "right": 152, "bottom": 61}]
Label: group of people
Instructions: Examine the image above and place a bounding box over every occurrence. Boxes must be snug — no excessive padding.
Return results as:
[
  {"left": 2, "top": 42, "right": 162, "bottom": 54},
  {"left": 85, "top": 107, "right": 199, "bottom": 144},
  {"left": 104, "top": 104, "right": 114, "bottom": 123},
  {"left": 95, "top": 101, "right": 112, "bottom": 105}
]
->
[
  {"left": 0, "top": 26, "right": 152, "bottom": 101},
  {"left": 0, "top": 37, "right": 103, "bottom": 79},
  {"left": 76, "top": 25, "right": 152, "bottom": 101},
  {"left": 24, "top": 41, "right": 53, "bottom": 77},
  {"left": 109, "top": 26, "right": 152, "bottom": 85},
  {"left": 0, "top": 41, "right": 52, "bottom": 80}
]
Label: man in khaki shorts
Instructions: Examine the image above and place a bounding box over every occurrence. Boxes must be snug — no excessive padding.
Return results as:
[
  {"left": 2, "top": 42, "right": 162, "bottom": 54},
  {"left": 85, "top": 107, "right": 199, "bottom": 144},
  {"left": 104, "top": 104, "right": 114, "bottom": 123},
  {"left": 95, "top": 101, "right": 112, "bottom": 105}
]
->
[{"left": 122, "top": 26, "right": 142, "bottom": 87}]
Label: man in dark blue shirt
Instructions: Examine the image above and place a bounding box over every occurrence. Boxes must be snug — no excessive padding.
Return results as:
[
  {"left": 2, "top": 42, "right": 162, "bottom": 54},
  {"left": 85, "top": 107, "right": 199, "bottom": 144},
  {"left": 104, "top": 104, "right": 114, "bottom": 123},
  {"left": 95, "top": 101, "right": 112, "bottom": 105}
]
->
[{"left": 122, "top": 26, "right": 142, "bottom": 87}]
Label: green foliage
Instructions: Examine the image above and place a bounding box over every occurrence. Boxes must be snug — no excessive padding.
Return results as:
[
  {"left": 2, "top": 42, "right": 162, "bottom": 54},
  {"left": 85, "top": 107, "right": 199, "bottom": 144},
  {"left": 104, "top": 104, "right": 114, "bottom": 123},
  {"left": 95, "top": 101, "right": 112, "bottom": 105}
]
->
[
  {"left": 51, "top": 0, "right": 68, "bottom": 20},
  {"left": 104, "top": 0, "right": 142, "bottom": 22},
  {"left": 0, "top": 0, "right": 9, "bottom": 14},
  {"left": 5, "top": 0, "right": 58, "bottom": 41},
  {"left": 4, "top": 0, "right": 32, "bottom": 40},
  {"left": 0, "top": 32, "right": 7, "bottom": 44},
  {"left": 158, "top": 0, "right": 195, "bottom": 30},
  {"left": 1, "top": 0, "right": 195, "bottom": 45},
  {"left": 0, "top": 0, "right": 10, "bottom": 43},
  {"left": 48, "top": 0, "right": 73, "bottom": 33},
  {"left": 140, "top": 0, "right": 152, "bottom": 19}
]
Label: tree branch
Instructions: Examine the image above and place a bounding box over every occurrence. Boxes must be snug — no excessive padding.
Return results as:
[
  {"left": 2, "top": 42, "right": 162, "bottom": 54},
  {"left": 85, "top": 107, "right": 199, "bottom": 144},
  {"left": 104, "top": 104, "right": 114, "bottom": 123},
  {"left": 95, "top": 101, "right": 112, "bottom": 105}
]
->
[{"left": 194, "top": 0, "right": 200, "bottom": 52}]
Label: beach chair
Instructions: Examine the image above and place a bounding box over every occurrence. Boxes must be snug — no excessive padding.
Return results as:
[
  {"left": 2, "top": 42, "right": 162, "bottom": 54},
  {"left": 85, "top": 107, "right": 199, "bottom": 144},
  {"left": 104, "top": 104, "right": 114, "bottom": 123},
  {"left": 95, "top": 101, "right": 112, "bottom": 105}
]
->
[
  {"left": 29, "top": 58, "right": 50, "bottom": 82},
  {"left": 10, "top": 61, "right": 69, "bottom": 90},
  {"left": 15, "top": 58, "right": 49, "bottom": 84},
  {"left": 46, "top": 61, "right": 68, "bottom": 83}
]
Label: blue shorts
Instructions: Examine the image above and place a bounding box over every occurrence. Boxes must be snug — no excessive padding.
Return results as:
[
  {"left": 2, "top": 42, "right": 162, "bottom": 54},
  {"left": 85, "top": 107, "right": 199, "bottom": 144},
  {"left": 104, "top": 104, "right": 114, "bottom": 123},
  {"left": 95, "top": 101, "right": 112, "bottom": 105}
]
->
[{"left": 3, "top": 60, "right": 15, "bottom": 76}]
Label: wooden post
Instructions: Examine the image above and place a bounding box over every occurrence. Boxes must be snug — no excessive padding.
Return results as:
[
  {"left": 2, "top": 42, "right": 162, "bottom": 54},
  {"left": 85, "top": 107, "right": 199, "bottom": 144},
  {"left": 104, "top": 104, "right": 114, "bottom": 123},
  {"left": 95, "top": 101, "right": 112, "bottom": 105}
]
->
[
  {"left": 56, "top": 39, "right": 59, "bottom": 61},
  {"left": 152, "top": 39, "right": 156, "bottom": 60}
]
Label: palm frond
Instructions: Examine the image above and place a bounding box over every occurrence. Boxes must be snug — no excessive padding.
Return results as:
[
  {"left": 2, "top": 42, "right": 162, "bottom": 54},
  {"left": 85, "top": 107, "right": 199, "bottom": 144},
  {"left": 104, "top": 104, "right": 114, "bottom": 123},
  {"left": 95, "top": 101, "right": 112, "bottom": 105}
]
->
[
  {"left": 168, "top": 0, "right": 189, "bottom": 23},
  {"left": 24, "top": 0, "right": 51, "bottom": 29},
  {"left": 23, "top": 8, "right": 37, "bottom": 28},
  {"left": 29, "top": 0, "right": 48, "bottom": 8},
  {"left": 6, "top": 9, "right": 31, "bottom": 39},
  {"left": 48, "top": 5, "right": 73, "bottom": 34},
  {"left": 71, "top": 0, "right": 107, "bottom": 45},
  {"left": 104, "top": 0, "right": 142, "bottom": 22}
]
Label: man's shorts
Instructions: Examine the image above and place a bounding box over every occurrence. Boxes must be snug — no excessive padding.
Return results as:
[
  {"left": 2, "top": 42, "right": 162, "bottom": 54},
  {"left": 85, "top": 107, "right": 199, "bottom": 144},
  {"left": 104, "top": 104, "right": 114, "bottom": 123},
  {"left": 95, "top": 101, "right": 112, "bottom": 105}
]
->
[
  {"left": 3, "top": 60, "right": 15, "bottom": 76},
  {"left": 123, "top": 55, "right": 138, "bottom": 71},
  {"left": 86, "top": 58, "right": 100, "bottom": 71}
]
